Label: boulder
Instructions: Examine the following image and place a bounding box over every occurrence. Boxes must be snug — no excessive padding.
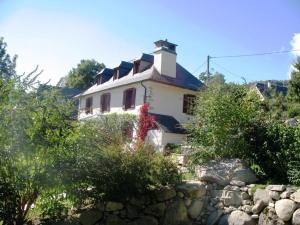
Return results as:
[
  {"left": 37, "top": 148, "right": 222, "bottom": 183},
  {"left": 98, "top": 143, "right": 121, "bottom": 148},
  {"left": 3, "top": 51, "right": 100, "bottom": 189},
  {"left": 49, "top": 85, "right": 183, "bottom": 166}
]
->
[
  {"left": 131, "top": 216, "right": 158, "bottom": 225},
  {"left": 155, "top": 187, "right": 176, "bottom": 201},
  {"left": 230, "top": 180, "right": 246, "bottom": 187},
  {"left": 258, "top": 207, "right": 287, "bottom": 225},
  {"left": 79, "top": 209, "right": 103, "bottom": 225},
  {"left": 266, "top": 185, "right": 286, "bottom": 192},
  {"left": 105, "top": 215, "right": 126, "bottom": 225},
  {"left": 275, "top": 199, "right": 296, "bottom": 221},
  {"left": 292, "top": 208, "right": 300, "bottom": 225},
  {"left": 187, "top": 199, "right": 204, "bottom": 219},
  {"left": 105, "top": 202, "right": 123, "bottom": 211},
  {"left": 144, "top": 203, "right": 166, "bottom": 217},
  {"left": 254, "top": 189, "right": 271, "bottom": 205},
  {"left": 291, "top": 190, "right": 300, "bottom": 203},
  {"left": 252, "top": 200, "right": 266, "bottom": 214},
  {"left": 218, "top": 214, "right": 229, "bottom": 225},
  {"left": 126, "top": 204, "right": 139, "bottom": 219},
  {"left": 207, "top": 209, "right": 223, "bottom": 225},
  {"left": 195, "top": 158, "right": 257, "bottom": 186},
  {"left": 221, "top": 190, "right": 242, "bottom": 207},
  {"left": 268, "top": 190, "right": 280, "bottom": 200},
  {"left": 176, "top": 181, "right": 206, "bottom": 198},
  {"left": 227, "top": 210, "right": 256, "bottom": 225},
  {"left": 280, "top": 191, "right": 292, "bottom": 199},
  {"left": 163, "top": 199, "right": 190, "bottom": 225}
]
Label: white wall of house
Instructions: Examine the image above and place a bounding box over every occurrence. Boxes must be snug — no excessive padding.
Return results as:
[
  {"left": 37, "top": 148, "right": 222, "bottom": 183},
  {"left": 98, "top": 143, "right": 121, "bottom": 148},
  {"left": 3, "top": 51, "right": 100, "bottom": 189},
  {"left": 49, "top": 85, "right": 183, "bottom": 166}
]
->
[
  {"left": 145, "top": 81, "right": 197, "bottom": 123},
  {"left": 78, "top": 83, "right": 145, "bottom": 119}
]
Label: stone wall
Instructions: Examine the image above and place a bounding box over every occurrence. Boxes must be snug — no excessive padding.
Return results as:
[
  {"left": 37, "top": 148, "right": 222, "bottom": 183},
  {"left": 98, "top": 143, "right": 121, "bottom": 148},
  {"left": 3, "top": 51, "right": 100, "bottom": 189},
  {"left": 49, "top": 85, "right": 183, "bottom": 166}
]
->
[{"left": 73, "top": 182, "right": 300, "bottom": 225}]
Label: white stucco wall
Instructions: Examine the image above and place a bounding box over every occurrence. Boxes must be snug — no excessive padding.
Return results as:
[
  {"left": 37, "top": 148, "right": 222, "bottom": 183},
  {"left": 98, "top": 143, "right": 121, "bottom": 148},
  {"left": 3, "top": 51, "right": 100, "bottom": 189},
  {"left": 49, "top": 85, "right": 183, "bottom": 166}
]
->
[
  {"left": 78, "top": 83, "right": 145, "bottom": 119},
  {"left": 145, "top": 81, "right": 197, "bottom": 123}
]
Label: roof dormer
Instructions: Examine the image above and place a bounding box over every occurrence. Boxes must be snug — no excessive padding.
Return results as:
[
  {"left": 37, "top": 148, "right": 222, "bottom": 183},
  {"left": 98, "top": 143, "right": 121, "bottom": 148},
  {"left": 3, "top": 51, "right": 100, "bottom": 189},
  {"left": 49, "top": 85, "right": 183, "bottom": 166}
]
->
[{"left": 95, "top": 68, "right": 114, "bottom": 85}]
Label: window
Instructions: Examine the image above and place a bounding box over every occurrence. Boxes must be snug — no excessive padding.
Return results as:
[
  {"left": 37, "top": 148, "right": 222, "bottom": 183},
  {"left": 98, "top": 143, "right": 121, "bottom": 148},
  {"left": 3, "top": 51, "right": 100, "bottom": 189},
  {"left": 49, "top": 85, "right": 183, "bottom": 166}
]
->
[
  {"left": 85, "top": 97, "right": 93, "bottom": 114},
  {"left": 123, "top": 88, "right": 136, "bottom": 110},
  {"left": 183, "top": 94, "right": 196, "bottom": 115},
  {"left": 96, "top": 75, "right": 102, "bottom": 85},
  {"left": 113, "top": 69, "right": 119, "bottom": 80},
  {"left": 100, "top": 93, "right": 111, "bottom": 112},
  {"left": 133, "top": 61, "right": 140, "bottom": 74}
]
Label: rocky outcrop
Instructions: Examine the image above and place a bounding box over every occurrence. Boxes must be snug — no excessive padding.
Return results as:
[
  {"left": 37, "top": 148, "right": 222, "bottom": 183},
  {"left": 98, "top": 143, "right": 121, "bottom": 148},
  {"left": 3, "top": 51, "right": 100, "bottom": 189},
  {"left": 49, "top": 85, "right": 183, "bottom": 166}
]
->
[{"left": 195, "top": 158, "right": 258, "bottom": 186}]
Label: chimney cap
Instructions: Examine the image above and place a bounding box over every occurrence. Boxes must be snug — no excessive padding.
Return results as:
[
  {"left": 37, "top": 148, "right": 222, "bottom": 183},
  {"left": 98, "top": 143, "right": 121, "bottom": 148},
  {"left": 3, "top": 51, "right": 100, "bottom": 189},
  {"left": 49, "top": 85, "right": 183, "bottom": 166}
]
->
[{"left": 154, "top": 39, "right": 177, "bottom": 52}]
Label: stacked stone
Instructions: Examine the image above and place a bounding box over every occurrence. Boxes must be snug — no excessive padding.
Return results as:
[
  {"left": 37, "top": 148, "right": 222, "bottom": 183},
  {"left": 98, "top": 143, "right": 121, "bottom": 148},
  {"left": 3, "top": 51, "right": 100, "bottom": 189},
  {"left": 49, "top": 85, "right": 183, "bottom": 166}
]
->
[{"left": 76, "top": 181, "right": 207, "bottom": 225}]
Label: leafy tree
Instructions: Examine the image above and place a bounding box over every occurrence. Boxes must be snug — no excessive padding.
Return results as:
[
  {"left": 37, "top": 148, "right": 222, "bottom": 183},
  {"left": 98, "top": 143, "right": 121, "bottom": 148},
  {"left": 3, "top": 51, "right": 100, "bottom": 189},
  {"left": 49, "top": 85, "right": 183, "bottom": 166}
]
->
[
  {"left": 287, "top": 58, "right": 300, "bottom": 117},
  {"left": 199, "top": 71, "right": 225, "bottom": 86},
  {"left": 0, "top": 38, "right": 76, "bottom": 224},
  {"left": 65, "top": 59, "right": 105, "bottom": 90},
  {"left": 0, "top": 37, "right": 17, "bottom": 79}
]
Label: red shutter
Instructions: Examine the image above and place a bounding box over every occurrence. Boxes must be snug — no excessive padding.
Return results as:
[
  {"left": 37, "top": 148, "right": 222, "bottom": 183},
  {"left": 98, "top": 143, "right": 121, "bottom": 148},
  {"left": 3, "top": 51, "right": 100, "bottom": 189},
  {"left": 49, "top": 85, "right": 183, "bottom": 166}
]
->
[
  {"left": 106, "top": 93, "right": 110, "bottom": 112},
  {"left": 100, "top": 95, "right": 104, "bottom": 112},
  {"left": 183, "top": 95, "right": 188, "bottom": 113},
  {"left": 123, "top": 90, "right": 126, "bottom": 109}
]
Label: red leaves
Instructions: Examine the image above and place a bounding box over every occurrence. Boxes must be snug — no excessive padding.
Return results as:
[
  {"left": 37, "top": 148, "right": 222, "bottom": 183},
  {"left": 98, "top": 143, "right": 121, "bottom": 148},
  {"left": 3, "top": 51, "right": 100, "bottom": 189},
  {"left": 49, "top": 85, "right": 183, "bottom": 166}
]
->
[{"left": 137, "top": 103, "right": 156, "bottom": 141}]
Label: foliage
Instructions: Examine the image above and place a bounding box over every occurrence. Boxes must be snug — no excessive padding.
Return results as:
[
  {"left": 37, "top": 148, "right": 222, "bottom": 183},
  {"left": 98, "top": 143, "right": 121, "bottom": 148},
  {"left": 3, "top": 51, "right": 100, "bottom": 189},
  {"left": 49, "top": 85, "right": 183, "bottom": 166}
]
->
[
  {"left": 65, "top": 59, "right": 105, "bottom": 90},
  {"left": 58, "top": 122, "right": 181, "bottom": 204},
  {"left": 187, "top": 81, "right": 300, "bottom": 184},
  {"left": 164, "top": 143, "right": 181, "bottom": 155},
  {"left": 199, "top": 71, "right": 225, "bottom": 86},
  {"left": 187, "top": 83, "right": 261, "bottom": 160},
  {"left": 136, "top": 103, "right": 156, "bottom": 141},
  {"left": 0, "top": 37, "right": 17, "bottom": 79},
  {"left": 288, "top": 58, "right": 300, "bottom": 103}
]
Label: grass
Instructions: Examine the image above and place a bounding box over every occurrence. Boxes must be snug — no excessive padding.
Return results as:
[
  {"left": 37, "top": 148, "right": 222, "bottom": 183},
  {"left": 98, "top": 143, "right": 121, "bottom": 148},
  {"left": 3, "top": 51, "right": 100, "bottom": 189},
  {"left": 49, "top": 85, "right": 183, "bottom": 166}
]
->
[{"left": 250, "top": 184, "right": 267, "bottom": 194}]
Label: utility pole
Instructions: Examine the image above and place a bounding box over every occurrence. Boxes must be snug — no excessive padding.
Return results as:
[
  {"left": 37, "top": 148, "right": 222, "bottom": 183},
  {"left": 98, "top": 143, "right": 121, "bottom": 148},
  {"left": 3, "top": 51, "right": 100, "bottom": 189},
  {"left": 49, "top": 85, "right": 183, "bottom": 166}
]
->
[{"left": 206, "top": 55, "right": 210, "bottom": 78}]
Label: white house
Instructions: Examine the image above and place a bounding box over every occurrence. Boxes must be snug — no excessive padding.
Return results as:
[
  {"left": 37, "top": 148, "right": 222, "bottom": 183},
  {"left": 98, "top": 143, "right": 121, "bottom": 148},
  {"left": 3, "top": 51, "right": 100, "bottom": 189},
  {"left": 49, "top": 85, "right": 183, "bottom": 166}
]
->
[{"left": 76, "top": 40, "right": 204, "bottom": 151}]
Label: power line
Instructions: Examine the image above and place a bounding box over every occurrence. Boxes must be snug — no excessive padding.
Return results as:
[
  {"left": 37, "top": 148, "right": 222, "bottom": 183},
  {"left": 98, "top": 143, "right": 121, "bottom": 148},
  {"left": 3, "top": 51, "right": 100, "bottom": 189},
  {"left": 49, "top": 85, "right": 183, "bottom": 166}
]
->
[
  {"left": 211, "top": 49, "right": 300, "bottom": 59},
  {"left": 211, "top": 61, "right": 243, "bottom": 80},
  {"left": 192, "top": 60, "right": 207, "bottom": 75}
]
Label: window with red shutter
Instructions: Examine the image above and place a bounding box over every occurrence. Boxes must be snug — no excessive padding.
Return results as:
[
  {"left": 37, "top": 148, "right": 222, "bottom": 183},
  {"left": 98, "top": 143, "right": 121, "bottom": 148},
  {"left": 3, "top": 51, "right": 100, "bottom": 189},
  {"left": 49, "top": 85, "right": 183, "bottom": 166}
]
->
[
  {"left": 123, "top": 88, "right": 136, "bottom": 110},
  {"left": 100, "top": 93, "right": 111, "bottom": 112},
  {"left": 85, "top": 97, "right": 93, "bottom": 114},
  {"left": 183, "top": 94, "right": 196, "bottom": 115}
]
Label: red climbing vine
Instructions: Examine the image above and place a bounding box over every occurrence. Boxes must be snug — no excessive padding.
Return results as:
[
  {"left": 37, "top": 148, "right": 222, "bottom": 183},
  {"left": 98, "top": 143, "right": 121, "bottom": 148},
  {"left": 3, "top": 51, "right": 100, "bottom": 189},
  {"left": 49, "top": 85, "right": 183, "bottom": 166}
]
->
[{"left": 137, "top": 103, "right": 156, "bottom": 141}]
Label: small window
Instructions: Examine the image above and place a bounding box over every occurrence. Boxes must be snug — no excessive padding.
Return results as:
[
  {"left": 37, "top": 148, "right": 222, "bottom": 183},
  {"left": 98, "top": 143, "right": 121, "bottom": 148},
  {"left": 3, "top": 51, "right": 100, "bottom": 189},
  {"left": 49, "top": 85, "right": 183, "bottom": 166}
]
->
[
  {"left": 183, "top": 94, "right": 196, "bottom": 115},
  {"left": 96, "top": 75, "right": 102, "bottom": 85},
  {"left": 113, "top": 69, "right": 119, "bottom": 80},
  {"left": 100, "top": 93, "right": 111, "bottom": 113},
  {"left": 85, "top": 97, "right": 93, "bottom": 114},
  {"left": 133, "top": 61, "right": 140, "bottom": 74},
  {"left": 123, "top": 88, "right": 136, "bottom": 110}
]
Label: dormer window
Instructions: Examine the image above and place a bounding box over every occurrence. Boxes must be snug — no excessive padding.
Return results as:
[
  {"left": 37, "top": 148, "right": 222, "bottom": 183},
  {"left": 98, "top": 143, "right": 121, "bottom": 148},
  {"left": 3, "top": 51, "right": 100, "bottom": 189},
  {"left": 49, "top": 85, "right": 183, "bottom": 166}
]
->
[
  {"left": 113, "top": 69, "right": 119, "bottom": 80},
  {"left": 133, "top": 61, "right": 140, "bottom": 74},
  {"left": 96, "top": 75, "right": 102, "bottom": 85}
]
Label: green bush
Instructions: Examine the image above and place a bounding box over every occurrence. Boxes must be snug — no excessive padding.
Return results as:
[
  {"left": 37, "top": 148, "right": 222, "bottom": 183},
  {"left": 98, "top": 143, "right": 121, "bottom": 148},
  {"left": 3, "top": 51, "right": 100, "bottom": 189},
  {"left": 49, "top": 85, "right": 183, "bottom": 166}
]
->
[{"left": 63, "top": 145, "right": 181, "bottom": 203}]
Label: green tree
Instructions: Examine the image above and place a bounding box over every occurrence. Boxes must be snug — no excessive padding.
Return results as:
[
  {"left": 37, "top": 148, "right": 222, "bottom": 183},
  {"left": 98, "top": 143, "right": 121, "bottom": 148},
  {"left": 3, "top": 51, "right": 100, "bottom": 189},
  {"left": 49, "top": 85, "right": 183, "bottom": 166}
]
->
[
  {"left": 288, "top": 58, "right": 300, "bottom": 117},
  {"left": 199, "top": 71, "right": 225, "bottom": 86},
  {"left": 65, "top": 59, "right": 105, "bottom": 90},
  {"left": 0, "top": 37, "right": 17, "bottom": 79}
]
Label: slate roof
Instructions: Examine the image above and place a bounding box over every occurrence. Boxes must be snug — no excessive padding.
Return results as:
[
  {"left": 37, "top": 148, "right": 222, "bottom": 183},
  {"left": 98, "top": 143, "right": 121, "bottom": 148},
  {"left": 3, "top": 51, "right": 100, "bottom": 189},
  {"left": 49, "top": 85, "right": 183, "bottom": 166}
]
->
[
  {"left": 149, "top": 113, "right": 186, "bottom": 134},
  {"left": 254, "top": 82, "right": 288, "bottom": 97}
]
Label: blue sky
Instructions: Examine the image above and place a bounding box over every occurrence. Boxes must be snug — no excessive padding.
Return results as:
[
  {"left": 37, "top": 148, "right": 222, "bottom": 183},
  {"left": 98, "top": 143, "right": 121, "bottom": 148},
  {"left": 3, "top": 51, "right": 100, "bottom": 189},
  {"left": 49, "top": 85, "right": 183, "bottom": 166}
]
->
[{"left": 0, "top": 0, "right": 300, "bottom": 84}]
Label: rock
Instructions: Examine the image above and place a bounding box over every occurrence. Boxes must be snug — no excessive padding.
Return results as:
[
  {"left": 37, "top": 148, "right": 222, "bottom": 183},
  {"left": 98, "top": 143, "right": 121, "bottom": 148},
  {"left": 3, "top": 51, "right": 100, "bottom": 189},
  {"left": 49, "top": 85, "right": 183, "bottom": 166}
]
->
[
  {"left": 254, "top": 188, "right": 271, "bottom": 204},
  {"left": 105, "top": 215, "right": 126, "bottom": 225},
  {"left": 291, "top": 190, "right": 300, "bottom": 203},
  {"left": 188, "top": 199, "right": 204, "bottom": 219},
  {"left": 79, "top": 209, "right": 103, "bottom": 225},
  {"left": 241, "top": 205, "right": 252, "bottom": 213},
  {"left": 105, "top": 202, "right": 123, "bottom": 211},
  {"left": 218, "top": 214, "right": 229, "bottom": 225},
  {"left": 184, "top": 198, "right": 192, "bottom": 206},
  {"left": 269, "top": 190, "right": 280, "bottom": 200},
  {"left": 144, "top": 203, "right": 166, "bottom": 217},
  {"left": 207, "top": 209, "right": 223, "bottom": 225},
  {"left": 195, "top": 158, "right": 257, "bottom": 186},
  {"left": 251, "top": 214, "right": 259, "bottom": 219},
  {"left": 275, "top": 199, "right": 296, "bottom": 221},
  {"left": 258, "top": 207, "right": 287, "bottom": 225},
  {"left": 241, "top": 192, "right": 250, "bottom": 200},
  {"left": 163, "top": 199, "right": 190, "bottom": 225},
  {"left": 266, "top": 185, "right": 286, "bottom": 192},
  {"left": 129, "top": 196, "right": 146, "bottom": 207},
  {"left": 230, "top": 180, "right": 246, "bottom": 187},
  {"left": 280, "top": 191, "right": 292, "bottom": 199},
  {"left": 176, "top": 181, "right": 206, "bottom": 198},
  {"left": 285, "top": 118, "right": 298, "bottom": 127},
  {"left": 242, "top": 200, "right": 252, "bottom": 205},
  {"left": 252, "top": 200, "right": 267, "bottom": 214},
  {"left": 221, "top": 190, "right": 242, "bottom": 207},
  {"left": 126, "top": 204, "right": 139, "bottom": 219},
  {"left": 177, "top": 192, "right": 184, "bottom": 198},
  {"left": 228, "top": 210, "right": 256, "bottom": 225},
  {"left": 292, "top": 208, "right": 300, "bottom": 225},
  {"left": 131, "top": 216, "right": 158, "bottom": 225},
  {"left": 155, "top": 187, "right": 176, "bottom": 201}
]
